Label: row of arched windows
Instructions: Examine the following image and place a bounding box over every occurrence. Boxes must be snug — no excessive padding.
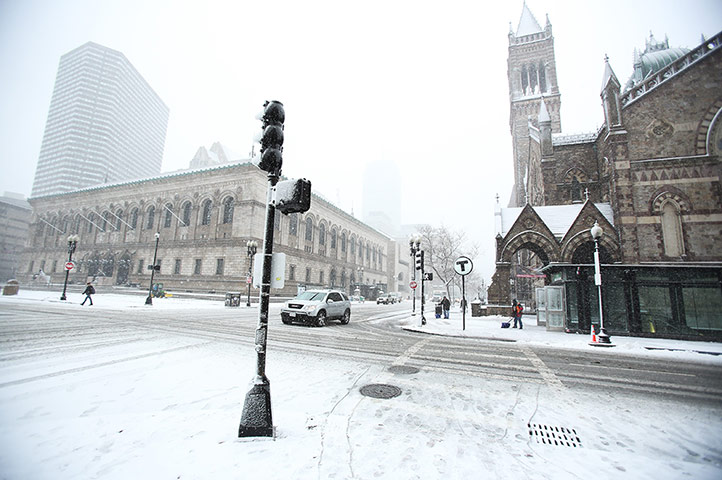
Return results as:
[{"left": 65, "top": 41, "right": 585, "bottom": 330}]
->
[{"left": 37, "top": 196, "right": 236, "bottom": 236}]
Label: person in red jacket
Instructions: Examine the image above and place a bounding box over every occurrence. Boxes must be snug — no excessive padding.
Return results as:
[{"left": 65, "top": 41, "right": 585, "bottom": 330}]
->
[{"left": 512, "top": 298, "right": 523, "bottom": 329}]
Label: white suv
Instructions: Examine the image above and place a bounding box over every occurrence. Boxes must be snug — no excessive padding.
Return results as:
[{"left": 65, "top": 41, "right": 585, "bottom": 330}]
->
[{"left": 281, "top": 290, "right": 351, "bottom": 327}]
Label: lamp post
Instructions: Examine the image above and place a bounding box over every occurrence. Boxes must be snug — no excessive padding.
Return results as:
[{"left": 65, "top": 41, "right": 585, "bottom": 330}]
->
[
  {"left": 246, "top": 240, "right": 258, "bottom": 307},
  {"left": 409, "top": 236, "right": 421, "bottom": 315},
  {"left": 145, "top": 232, "right": 160, "bottom": 305},
  {"left": 60, "top": 234, "right": 80, "bottom": 300},
  {"left": 590, "top": 221, "right": 612, "bottom": 345}
]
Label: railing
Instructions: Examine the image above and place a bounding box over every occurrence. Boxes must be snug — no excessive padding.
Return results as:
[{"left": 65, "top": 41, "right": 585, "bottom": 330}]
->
[{"left": 621, "top": 31, "right": 722, "bottom": 107}]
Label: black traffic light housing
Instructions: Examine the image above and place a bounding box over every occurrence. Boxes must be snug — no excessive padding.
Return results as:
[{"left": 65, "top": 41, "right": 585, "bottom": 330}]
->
[
  {"left": 415, "top": 251, "right": 424, "bottom": 270},
  {"left": 274, "top": 178, "right": 312, "bottom": 214},
  {"left": 257, "top": 100, "right": 285, "bottom": 175}
]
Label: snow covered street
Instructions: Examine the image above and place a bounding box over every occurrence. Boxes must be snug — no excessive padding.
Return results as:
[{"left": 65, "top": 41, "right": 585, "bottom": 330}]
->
[{"left": 1, "top": 290, "right": 721, "bottom": 479}]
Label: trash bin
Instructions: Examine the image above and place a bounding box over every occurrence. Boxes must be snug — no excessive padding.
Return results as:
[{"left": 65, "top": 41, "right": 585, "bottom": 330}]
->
[
  {"left": 225, "top": 292, "right": 241, "bottom": 307},
  {"left": 2, "top": 279, "right": 19, "bottom": 296},
  {"left": 471, "top": 299, "right": 482, "bottom": 317},
  {"left": 435, "top": 304, "right": 442, "bottom": 319}
]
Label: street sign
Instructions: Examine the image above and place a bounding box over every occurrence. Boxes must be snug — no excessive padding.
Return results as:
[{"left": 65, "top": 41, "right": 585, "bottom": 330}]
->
[
  {"left": 454, "top": 256, "right": 473, "bottom": 276},
  {"left": 64, "top": 261, "right": 75, "bottom": 271},
  {"left": 247, "top": 276, "right": 253, "bottom": 284},
  {"left": 423, "top": 272, "right": 433, "bottom": 281},
  {"left": 409, "top": 281, "right": 418, "bottom": 289},
  {"left": 253, "top": 252, "right": 286, "bottom": 289}
]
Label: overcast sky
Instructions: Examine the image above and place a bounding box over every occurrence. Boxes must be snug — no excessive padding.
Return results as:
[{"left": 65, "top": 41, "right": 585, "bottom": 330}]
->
[{"left": 1, "top": 0, "right": 720, "bottom": 280}]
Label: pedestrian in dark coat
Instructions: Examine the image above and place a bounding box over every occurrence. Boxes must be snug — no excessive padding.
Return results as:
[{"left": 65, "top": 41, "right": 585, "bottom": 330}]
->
[
  {"left": 441, "top": 295, "right": 451, "bottom": 319},
  {"left": 512, "top": 298, "right": 523, "bottom": 329},
  {"left": 81, "top": 282, "right": 95, "bottom": 306}
]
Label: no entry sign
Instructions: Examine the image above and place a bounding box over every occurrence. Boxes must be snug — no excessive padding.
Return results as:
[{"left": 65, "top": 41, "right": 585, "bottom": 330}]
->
[
  {"left": 64, "top": 261, "right": 75, "bottom": 271},
  {"left": 409, "top": 281, "right": 418, "bottom": 289}
]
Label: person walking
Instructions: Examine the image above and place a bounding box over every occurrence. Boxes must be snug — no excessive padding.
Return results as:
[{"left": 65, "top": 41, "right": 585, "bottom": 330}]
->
[
  {"left": 441, "top": 295, "right": 451, "bottom": 319},
  {"left": 512, "top": 298, "right": 523, "bottom": 329},
  {"left": 81, "top": 282, "right": 95, "bottom": 306}
]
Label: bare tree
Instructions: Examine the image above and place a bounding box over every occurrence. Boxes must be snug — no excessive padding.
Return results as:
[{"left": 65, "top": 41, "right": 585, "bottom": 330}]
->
[{"left": 418, "top": 225, "right": 478, "bottom": 301}]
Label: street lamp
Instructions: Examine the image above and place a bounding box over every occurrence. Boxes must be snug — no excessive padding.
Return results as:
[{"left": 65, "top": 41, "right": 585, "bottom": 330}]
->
[
  {"left": 145, "top": 232, "right": 160, "bottom": 305},
  {"left": 590, "top": 221, "right": 612, "bottom": 345},
  {"left": 246, "top": 240, "right": 258, "bottom": 307},
  {"left": 60, "top": 234, "right": 80, "bottom": 300},
  {"left": 409, "top": 236, "right": 421, "bottom": 315}
]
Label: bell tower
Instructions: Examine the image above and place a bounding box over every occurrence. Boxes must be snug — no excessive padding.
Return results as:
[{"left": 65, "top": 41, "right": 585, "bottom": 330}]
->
[{"left": 507, "top": 3, "right": 562, "bottom": 207}]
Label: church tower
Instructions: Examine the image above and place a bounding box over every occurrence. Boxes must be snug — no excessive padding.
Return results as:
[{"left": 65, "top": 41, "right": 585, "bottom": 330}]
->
[{"left": 507, "top": 3, "right": 562, "bottom": 207}]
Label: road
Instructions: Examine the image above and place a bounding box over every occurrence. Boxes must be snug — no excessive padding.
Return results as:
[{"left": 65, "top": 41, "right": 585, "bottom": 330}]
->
[{"left": 1, "top": 299, "right": 720, "bottom": 407}]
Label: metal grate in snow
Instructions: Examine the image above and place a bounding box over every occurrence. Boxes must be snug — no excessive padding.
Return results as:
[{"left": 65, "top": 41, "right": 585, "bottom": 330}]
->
[
  {"left": 388, "top": 365, "right": 420, "bottom": 374},
  {"left": 528, "top": 423, "right": 582, "bottom": 447},
  {"left": 359, "top": 384, "right": 402, "bottom": 399}
]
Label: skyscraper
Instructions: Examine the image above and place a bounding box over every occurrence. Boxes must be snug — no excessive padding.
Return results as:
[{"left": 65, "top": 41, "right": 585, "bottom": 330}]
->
[{"left": 31, "top": 42, "right": 169, "bottom": 197}]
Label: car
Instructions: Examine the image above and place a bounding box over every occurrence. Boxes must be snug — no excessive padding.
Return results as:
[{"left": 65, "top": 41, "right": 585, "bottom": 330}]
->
[
  {"left": 280, "top": 289, "right": 351, "bottom": 327},
  {"left": 376, "top": 294, "right": 390, "bottom": 304},
  {"left": 387, "top": 292, "right": 401, "bottom": 304}
]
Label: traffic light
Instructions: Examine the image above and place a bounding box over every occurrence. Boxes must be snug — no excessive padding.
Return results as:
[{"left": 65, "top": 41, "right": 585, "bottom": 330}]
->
[
  {"left": 274, "top": 178, "right": 312, "bottom": 214},
  {"left": 423, "top": 272, "right": 433, "bottom": 281},
  {"left": 256, "top": 100, "right": 285, "bottom": 174},
  {"left": 415, "top": 250, "right": 424, "bottom": 270}
]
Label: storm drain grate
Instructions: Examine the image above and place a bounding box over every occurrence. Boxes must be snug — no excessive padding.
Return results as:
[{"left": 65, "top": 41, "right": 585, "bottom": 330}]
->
[
  {"left": 528, "top": 423, "right": 582, "bottom": 448},
  {"left": 360, "top": 384, "right": 402, "bottom": 399},
  {"left": 388, "top": 365, "right": 420, "bottom": 375}
]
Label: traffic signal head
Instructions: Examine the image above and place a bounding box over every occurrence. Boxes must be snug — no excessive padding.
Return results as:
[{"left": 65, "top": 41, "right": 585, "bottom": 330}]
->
[
  {"left": 274, "top": 178, "right": 312, "bottom": 214},
  {"left": 255, "top": 100, "right": 285, "bottom": 174},
  {"left": 415, "top": 250, "right": 424, "bottom": 270}
]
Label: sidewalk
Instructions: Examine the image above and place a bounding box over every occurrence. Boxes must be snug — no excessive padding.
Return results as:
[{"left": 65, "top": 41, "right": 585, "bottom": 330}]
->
[{"left": 400, "top": 308, "right": 722, "bottom": 362}]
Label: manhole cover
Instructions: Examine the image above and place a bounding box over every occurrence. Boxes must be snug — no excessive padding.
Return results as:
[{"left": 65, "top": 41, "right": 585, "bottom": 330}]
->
[
  {"left": 360, "top": 384, "right": 402, "bottom": 399},
  {"left": 388, "top": 365, "right": 420, "bottom": 374},
  {"left": 528, "top": 423, "right": 582, "bottom": 447}
]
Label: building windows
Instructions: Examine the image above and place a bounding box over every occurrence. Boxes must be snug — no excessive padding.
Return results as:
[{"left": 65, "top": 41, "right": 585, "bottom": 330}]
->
[
  {"left": 137, "top": 259, "right": 144, "bottom": 274},
  {"left": 194, "top": 259, "right": 202, "bottom": 275},
  {"left": 319, "top": 223, "right": 326, "bottom": 245},
  {"left": 330, "top": 228, "right": 337, "bottom": 249},
  {"left": 216, "top": 258, "right": 224, "bottom": 275},
  {"left": 289, "top": 265, "right": 295, "bottom": 281},
  {"left": 305, "top": 217, "right": 313, "bottom": 241},
  {"left": 222, "top": 197, "right": 234, "bottom": 224},
  {"left": 319, "top": 270, "right": 324, "bottom": 284},
  {"left": 145, "top": 206, "right": 155, "bottom": 230},
  {"left": 661, "top": 201, "right": 685, "bottom": 257},
  {"left": 174, "top": 259, "right": 181, "bottom": 274},
  {"left": 289, "top": 213, "right": 298, "bottom": 236},
  {"left": 201, "top": 199, "right": 212, "bottom": 226},
  {"left": 115, "top": 209, "right": 123, "bottom": 230},
  {"left": 130, "top": 208, "right": 138, "bottom": 229},
  {"left": 305, "top": 267, "right": 311, "bottom": 283},
  {"left": 181, "top": 201, "right": 192, "bottom": 226},
  {"left": 164, "top": 203, "right": 173, "bottom": 228}
]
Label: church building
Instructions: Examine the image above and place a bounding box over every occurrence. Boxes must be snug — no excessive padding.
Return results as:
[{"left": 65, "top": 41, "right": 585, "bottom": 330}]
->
[{"left": 488, "top": 4, "right": 722, "bottom": 340}]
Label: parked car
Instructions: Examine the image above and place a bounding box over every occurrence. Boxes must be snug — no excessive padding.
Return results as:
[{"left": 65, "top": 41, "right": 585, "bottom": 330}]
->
[
  {"left": 281, "top": 289, "right": 351, "bottom": 327},
  {"left": 388, "top": 292, "right": 401, "bottom": 304},
  {"left": 377, "top": 294, "right": 390, "bottom": 304}
]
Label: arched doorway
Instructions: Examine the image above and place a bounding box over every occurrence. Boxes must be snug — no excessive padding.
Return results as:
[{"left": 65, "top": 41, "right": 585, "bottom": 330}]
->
[{"left": 117, "top": 253, "right": 131, "bottom": 285}]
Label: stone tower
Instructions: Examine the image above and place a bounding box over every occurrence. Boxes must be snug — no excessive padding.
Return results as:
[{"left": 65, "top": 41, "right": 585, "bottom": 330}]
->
[{"left": 507, "top": 3, "right": 562, "bottom": 207}]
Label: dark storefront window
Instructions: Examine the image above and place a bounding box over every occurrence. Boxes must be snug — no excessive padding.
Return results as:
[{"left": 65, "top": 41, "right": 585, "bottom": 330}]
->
[{"left": 682, "top": 287, "right": 722, "bottom": 331}]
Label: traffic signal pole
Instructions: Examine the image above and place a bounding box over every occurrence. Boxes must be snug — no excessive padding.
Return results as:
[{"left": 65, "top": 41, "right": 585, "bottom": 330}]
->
[{"left": 238, "top": 171, "right": 278, "bottom": 438}]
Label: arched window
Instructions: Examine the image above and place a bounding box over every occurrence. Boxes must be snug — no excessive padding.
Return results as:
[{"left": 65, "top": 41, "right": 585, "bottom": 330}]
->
[
  {"left": 319, "top": 223, "right": 326, "bottom": 245},
  {"left": 305, "top": 217, "right": 313, "bottom": 241},
  {"left": 330, "top": 228, "right": 337, "bottom": 249},
  {"left": 661, "top": 201, "right": 685, "bottom": 257},
  {"left": 164, "top": 203, "right": 173, "bottom": 228},
  {"left": 222, "top": 197, "right": 234, "bottom": 224},
  {"left": 130, "top": 208, "right": 138, "bottom": 229},
  {"left": 101, "top": 211, "right": 110, "bottom": 231},
  {"left": 341, "top": 233, "right": 346, "bottom": 252},
  {"left": 289, "top": 213, "right": 298, "bottom": 236},
  {"left": 87, "top": 213, "right": 95, "bottom": 233},
  {"left": 571, "top": 178, "right": 583, "bottom": 203},
  {"left": 350, "top": 237, "right": 356, "bottom": 255},
  {"left": 115, "top": 210, "right": 123, "bottom": 230},
  {"left": 181, "top": 202, "right": 192, "bottom": 226},
  {"left": 145, "top": 206, "right": 155, "bottom": 230},
  {"left": 201, "top": 199, "right": 212, "bottom": 226}
]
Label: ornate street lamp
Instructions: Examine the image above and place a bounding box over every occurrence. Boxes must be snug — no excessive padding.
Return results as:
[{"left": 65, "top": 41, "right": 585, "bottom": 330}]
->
[
  {"left": 246, "top": 240, "right": 258, "bottom": 307},
  {"left": 60, "top": 234, "right": 80, "bottom": 300},
  {"left": 590, "top": 221, "right": 613, "bottom": 345},
  {"left": 145, "top": 232, "right": 160, "bottom": 305}
]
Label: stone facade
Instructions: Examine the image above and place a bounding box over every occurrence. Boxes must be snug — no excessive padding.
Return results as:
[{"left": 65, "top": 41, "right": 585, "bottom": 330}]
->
[
  {"left": 490, "top": 4, "right": 722, "bottom": 339},
  {"left": 21, "top": 163, "right": 396, "bottom": 298}
]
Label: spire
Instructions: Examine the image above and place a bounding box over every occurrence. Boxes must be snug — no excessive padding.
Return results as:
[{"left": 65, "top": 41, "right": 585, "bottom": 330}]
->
[
  {"left": 516, "top": 1, "right": 543, "bottom": 37},
  {"left": 601, "top": 54, "right": 620, "bottom": 93},
  {"left": 538, "top": 98, "right": 551, "bottom": 123}
]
